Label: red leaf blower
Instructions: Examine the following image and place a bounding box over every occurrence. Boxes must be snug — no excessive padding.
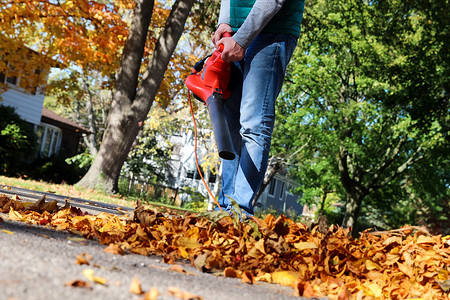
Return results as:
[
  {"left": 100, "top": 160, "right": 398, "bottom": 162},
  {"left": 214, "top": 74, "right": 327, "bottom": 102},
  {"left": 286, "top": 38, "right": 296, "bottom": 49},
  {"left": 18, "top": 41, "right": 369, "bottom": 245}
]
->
[{"left": 185, "top": 33, "right": 235, "bottom": 160}]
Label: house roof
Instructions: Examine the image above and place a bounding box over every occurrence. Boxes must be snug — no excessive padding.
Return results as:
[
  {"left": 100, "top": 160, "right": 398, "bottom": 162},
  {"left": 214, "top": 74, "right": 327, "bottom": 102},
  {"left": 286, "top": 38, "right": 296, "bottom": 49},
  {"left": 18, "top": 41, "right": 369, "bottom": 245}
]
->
[{"left": 41, "top": 108, "right": 90, "bottom": 134}]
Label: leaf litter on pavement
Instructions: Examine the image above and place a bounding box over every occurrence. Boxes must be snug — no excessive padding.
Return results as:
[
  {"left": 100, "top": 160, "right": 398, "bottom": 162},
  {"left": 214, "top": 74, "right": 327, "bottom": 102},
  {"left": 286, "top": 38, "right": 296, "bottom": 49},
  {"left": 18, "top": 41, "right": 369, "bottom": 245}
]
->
[{"left": 0, "top": 193, "right": 449, "bottom": 299}]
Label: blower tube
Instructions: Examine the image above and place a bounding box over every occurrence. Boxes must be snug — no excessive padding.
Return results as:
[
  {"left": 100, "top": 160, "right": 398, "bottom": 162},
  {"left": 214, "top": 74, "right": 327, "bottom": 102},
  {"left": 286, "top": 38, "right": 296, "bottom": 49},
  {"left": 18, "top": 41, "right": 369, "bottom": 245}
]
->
[{"left": 206, "top": 93, "right": 235, "bottom": 160}]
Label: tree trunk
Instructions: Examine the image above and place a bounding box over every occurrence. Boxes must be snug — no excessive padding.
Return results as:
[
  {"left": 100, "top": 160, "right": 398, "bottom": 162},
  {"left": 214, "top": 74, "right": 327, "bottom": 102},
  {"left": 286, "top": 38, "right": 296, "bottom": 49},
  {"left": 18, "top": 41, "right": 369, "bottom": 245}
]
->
[
  {"left": 208, "top": 161, "right": 222, "bottom": 211},
  {"left": 319, "top": 190, "right": 328, "bottom": 215},
  {"left": 252, "top": 140, "right": 310, "bottom": 207},
  {"left": 77, "top": 0, "right": 195, "bottom": 192},
  {"left": 337, "top": 137, "right": 424, "bottom": 230},
  {"left": 252, "top": 157, "right": 282, "bottom": 207},
  {"left": 341, "top": 193, "right": 363, "bottom": 229},
  {"left": 213, "top": 161, "right": 222, "bottom": 198},
  {"left": 337, "top": 144, "right": 367, "bottom": 229},
  {"left": 82, "top": 75, "right": 98, "bottom": 155}
]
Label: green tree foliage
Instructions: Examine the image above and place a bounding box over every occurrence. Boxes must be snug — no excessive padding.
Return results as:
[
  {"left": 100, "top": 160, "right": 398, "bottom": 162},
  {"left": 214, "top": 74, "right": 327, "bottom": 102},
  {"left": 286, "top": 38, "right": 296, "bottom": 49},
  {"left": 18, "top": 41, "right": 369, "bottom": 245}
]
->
[
  {"left": 0, "top": 106, "right": 38, "bottom": 174},
  {"left": 123, "top": 109, "right": 176, "bottom": 184},
  {"left": 273, "top": 0, "right": 449, "bottom": 231},
  {"left": 46, "top": 69, "right": 112, "bottom": 156}
]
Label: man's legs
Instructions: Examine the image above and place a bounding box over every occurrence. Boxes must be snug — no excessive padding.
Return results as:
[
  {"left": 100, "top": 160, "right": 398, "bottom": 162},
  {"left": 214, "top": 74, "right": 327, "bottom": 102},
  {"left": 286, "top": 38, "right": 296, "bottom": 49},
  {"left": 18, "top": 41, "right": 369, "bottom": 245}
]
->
[{"left": 218, "top": 33, "right": 297, "bottom": 214}]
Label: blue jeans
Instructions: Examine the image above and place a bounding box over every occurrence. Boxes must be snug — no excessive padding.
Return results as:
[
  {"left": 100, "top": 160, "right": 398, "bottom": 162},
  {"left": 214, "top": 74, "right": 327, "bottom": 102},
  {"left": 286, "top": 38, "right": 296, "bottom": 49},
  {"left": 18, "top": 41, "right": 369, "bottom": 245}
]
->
[{"left": 217, "top": 33, "right": 297, "bottom": 215}]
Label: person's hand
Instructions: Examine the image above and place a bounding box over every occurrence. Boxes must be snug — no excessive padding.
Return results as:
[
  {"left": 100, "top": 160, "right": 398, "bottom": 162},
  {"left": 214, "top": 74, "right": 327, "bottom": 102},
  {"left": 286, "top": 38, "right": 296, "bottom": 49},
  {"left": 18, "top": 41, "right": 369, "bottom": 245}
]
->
[
  {"left": 217, "top": 37, "right": 245, "bottom": 62},
  {"left": 213, "top": 23, "right": 232, "bottom": 47},
  {"left": 213, "top": 23, "right": 245, "bottom": 62}
]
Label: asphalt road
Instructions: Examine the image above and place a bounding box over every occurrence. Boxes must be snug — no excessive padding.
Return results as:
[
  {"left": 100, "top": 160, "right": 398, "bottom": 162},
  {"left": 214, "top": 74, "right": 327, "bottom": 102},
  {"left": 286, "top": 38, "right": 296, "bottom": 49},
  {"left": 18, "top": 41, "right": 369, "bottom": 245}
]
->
[{"left": 0, "top": 187, "right": 319, "bottom": 300}]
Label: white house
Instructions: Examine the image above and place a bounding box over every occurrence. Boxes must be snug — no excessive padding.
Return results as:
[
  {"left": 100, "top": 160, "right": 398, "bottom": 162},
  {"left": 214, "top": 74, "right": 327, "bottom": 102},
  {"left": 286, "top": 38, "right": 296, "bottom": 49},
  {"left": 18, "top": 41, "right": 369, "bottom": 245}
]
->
[{"left": 0, "top": 46, "right": 88, "bottom": 159}]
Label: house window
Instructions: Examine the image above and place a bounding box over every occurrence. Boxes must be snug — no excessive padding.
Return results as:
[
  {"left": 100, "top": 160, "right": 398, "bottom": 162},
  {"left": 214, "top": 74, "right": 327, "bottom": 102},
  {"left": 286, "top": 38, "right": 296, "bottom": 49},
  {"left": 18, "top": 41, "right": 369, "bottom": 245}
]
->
[
  {"left": 0, "top": 71, "right": 17, "bottom": 86},
  {"left": 268, "top": 179, "right": 276, "bottom": 196},
  {"left": 0, "top": 64, "right": 18, "bottom": 86},
  {"left": 0, "top": 60, "right": 42, "bottom": 93},
  {"left": 286, "top": 183, "right": 294, "bottom": 195},
  {"left": 35, "top": 123, "right": 62, "bottom": 157},
  {"left": 209, "top": 172, "right": 216, "bottom": 183},
  {"left": 6, "top": 74, "right": 17, "bottom": 85},
  {"left": 186, "top": 170, "right": 194, "bottom": 179},
  {"left": 185, "top": 166, "right": 206, "bottom": 181},
  {"left": 279, "top": 181, "right": 285, "bottom": 201}
]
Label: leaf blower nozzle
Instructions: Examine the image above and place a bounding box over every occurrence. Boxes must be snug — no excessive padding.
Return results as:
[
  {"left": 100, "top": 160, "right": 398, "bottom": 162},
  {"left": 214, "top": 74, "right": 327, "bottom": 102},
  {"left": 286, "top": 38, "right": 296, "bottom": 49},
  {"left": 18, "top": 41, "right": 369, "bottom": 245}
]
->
[
  {"left": 206, "top": 93, "right": 235, "bottom": 160},
  {"left": 185, "top": 33, "right": 236, "bottom": 160}
]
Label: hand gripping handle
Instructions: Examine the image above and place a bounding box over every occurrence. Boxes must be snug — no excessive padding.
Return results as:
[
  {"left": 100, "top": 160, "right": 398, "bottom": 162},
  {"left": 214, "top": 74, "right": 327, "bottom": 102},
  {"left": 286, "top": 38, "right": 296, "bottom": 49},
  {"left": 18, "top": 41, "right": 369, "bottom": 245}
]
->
[{"left": 218, "top": 32, "right": 232, "bottom": 52}]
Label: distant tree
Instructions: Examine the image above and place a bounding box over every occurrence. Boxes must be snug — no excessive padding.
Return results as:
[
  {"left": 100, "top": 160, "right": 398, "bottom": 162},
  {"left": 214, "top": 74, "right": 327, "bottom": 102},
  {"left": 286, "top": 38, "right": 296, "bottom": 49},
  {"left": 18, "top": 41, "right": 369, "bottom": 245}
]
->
[
  {"left": 45, "top": 69, "right": 112, "bottom": 157},
  {"left": 272, "top": 0, "right": 449, "bottom": 230}
]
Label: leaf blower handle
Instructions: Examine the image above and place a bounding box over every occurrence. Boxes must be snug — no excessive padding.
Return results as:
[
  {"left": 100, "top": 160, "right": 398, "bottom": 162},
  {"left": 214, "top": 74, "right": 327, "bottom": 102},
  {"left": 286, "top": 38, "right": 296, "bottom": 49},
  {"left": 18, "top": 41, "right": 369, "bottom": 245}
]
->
[{"left": 218, "top": 32, "right": 232, "bottom": 52}]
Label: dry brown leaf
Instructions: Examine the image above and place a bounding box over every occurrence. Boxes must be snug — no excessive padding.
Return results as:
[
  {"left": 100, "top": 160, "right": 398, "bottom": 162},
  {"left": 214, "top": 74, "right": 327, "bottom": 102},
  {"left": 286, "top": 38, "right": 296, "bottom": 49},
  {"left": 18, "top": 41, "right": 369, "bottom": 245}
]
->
[
  {"left": 247, "top": 239, "right": 266, "bottom": 258},
  {"left": 64, "top": 280, "right": 93, "bottom": 290},
  {"left": 337, "top": 285, "right": 351, "bottom": 300},
  {"left": 82, "top": 269, "right": 107, "bottom": 285},
  {"left": 0, "top": 194, "right": 9, "bottom": 208},
  {"left": 416, "top": 235, "right": 437, "bottom": 245},
  {"left": 67, "top": 237, "right": 86, "bottom": 242},
  {"left": 363, "top": 282, "right": 382, "bottom": 298},
  {"left": 397, "top": 262, "right": 414, "bottom": 278},
  {"left": 193, "top": 253, "right": 207, "bottom": 271},
  {"left": 1, "top": 197, "right": 25, "bottom": 213},
  {"left": 223, "top": 267, "right": 238, "bottom": 278},
  {"left": 293, "top": 241, "right": 318, "bottom": 251},
  {"left": 76, "top": 253, "right": 92, "bottom": 265},
  {"left": 104, "top": 243, "right": 125, "bottom": 255},
  {"left": 366, "top": 270, "right": 383, "bottom": 280},
  {"left": 436, "top": 279, "right": 450, "bottom": 292},
  {"left": 241, "top": 271, "right": 255, "bottom": 284},
  {"left": 383, "top": 236, "right": 403, "bottom": 246},
  {"left": 255, "top": 272, "right": 272, "bottom": 283},
  {"left": 168, "top": 264, "right": 196, "bottom": 275},
  {"left": 293, "top": 279, "right": 315, "bottom": 297},
  {"left": 365, "top": 259, "right": 381, "bottom": 271},
  {"left": 167, "top": 287, "right": 203, "bottom": 300},
  {"left": 271, "top": 271, "right": 301, "bottom": 287},
  {"left": 129, "top": 276, "right": 144, "bottom": 295},
  {"left": 8, "top": 207, "right": 25, "bottom": 221},
  {"left": 173, "top": 236, "right": 200, "bottom": 249},
  {"left": 169, "top": 265, "right": 185, "bottom": 273},
  {"left": 1, "top": 229, "right": 14, "bottom": 235},
  {"left": 26, "top": 196, "right": 59, "bottom": 213},
  {"left": 143, "top": 287, "right": 159, "bottom": 300}
]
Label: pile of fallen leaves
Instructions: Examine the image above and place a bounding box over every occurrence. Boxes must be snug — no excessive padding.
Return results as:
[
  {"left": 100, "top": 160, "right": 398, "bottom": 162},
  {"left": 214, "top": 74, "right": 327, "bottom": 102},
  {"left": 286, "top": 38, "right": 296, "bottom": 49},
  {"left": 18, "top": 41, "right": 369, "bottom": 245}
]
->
[{"left": 1, "top": 194, "right": 449, "bottom": 299}]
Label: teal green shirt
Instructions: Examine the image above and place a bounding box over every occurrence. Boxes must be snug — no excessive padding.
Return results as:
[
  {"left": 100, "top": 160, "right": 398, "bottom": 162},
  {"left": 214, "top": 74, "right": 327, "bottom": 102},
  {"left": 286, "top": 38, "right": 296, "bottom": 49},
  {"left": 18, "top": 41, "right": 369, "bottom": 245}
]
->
[{"left": 218, "top": 0, "right": 305, "bottom": 48}]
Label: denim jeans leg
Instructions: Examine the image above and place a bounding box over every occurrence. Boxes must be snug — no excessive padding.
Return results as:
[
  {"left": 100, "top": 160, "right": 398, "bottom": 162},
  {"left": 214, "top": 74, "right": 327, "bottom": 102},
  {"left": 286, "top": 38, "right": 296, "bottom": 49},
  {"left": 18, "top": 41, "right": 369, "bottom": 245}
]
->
[
  {"left": 219, "top": 34, "right": 297, "bottom": 215},
  {"left": 218, "top": 62, "right": 243, "bottom": 210}
]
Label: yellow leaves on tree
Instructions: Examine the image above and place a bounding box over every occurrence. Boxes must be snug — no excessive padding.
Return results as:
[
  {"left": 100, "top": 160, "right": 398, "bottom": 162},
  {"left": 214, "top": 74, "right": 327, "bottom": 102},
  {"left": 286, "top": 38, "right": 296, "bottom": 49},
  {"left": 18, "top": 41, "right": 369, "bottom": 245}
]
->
[
  {"left": 1, "top": 0, "right": 129, "bottom": 73},
  {"left": 1, "top": 194, "right": 449, "bottom": 299}
]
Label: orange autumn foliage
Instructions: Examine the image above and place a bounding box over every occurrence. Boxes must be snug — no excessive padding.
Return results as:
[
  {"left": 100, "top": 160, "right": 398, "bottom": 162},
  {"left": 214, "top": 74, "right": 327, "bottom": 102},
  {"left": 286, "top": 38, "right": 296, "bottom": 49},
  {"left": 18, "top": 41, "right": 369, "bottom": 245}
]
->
[
  {"left": 1, "top": 194, "right": 449, "bottom": 299},
  {"left": 0, "top": 0, "right": 199, "bottom": 108},
  {"left": 0, "top": 0, "right": 129, "bottom": 74}
]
